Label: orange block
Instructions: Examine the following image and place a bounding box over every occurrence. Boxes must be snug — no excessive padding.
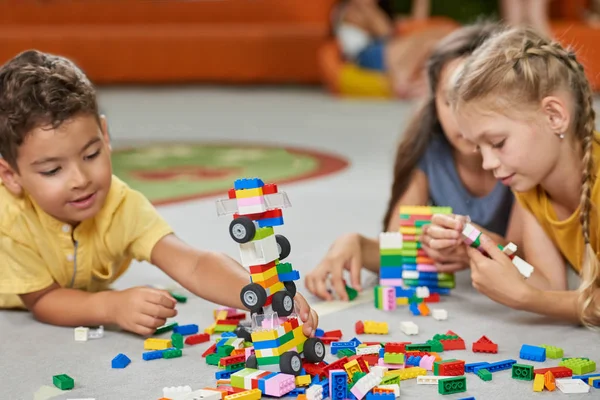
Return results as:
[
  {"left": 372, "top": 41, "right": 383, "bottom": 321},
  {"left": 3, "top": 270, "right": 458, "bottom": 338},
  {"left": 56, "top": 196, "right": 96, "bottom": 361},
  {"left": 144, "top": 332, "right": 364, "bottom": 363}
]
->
[
  {"left": 544, "top": 371, "right": 556, "bottom": 391},
  {"left": 417, "top": 302, "right": 430, "bottom": 316}
]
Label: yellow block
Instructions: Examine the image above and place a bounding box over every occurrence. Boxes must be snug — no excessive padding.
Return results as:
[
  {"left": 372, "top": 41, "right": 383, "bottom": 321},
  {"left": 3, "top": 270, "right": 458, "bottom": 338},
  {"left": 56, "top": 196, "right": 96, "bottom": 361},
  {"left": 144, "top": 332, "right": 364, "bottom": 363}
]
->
[
  {"left": 344, "top": 360, "right": 362, "bottom": 378},
  {"left": 364, "top": 321, "right": 389, "bottom": 334},
  {"left": 224, "top": 388, "right": 262, "bottom": 400},
  {"left": 589, "top": 377, "right": 600, "bottom": 387},
  {"left": 266, "top": 281, "right": 285, "bottom": 297},
  {"left": 251, "top": 266, "right": 278, "bottom": 283},
  {"left": 397, "top": 297, "right": 409, "bottom": 305},
  {"left": 533, "top": 374, "right": 545, "bottom": 392},
  {"left": 204, "top": 322, "right": 216, "bottom": 335},
  {"left": 251, "top": 329, "right": 279, "bottom": 342},
  {"left": 144, "top": 338, "right": 172, "bottom": 350},
  {"left": 400, "top": 226, "right": 421, "bottom": 235},
  {"left": 399, "top": 206, "right": 433, "bottom": 215},
  {"left": 235, "top": 188, "right": 263, "bottom": 199},
  {"left": 215, "top": 310, "right": 228, "bottom": 320},
  {"left": 295, "top": 375, "right": 311, "bottom": 387},
  {"left": 384, "top": 367, "right": 426, "bottom": 380},
  {"left": 338, "top": 64, "right": 392, "bottom": 98}
]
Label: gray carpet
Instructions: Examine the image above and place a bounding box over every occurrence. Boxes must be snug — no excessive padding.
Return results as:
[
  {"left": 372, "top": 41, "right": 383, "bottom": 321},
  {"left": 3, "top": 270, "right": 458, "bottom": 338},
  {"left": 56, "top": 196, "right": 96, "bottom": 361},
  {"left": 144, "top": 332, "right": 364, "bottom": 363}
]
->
[{"left": 1, "top": 87, "right": 599, "bottom": 400}]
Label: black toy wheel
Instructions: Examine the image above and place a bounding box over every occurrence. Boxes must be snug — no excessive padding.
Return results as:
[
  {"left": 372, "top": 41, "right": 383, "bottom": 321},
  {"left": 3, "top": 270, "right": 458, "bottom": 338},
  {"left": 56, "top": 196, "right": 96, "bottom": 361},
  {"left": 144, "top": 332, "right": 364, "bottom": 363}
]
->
[
  {"left": 272, "top": 290, "right": 294, "bottom": 317},
  {"left": 284, "top": 281, "right": 297, "bottom": 297},
  {"left": 280, "top": 351, "right": 303, "bottom": 376},
  {"left": 275, "top": 234, "right": 291, "bottom": 260},
  {"left": 234, "top": 325, "right": 253, "bottom": 343},
  {"left": 229, "top": 217, "right": 256, "bottom": 243},
  {"left": 246, "top": 354, "right": 258, "bottom": 369},
  {"left": 240, "top": 283, "right": 267, "bottom": 313},
  {"left": 303, "top": 337, "right": 326, "bottom": 363}
]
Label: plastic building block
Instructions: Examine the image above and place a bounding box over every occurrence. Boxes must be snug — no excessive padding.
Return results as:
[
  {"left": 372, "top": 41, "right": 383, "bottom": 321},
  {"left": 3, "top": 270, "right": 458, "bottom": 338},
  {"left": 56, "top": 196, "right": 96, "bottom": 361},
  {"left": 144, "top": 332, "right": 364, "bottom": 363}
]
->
[
  {"left": 432, "top": 309, "right": 448, "bottom": 321},
  {"left": 465, "top": 362, "right": 489, "bottom": 373},
  {"left": 144, "top": 338, "right": 172, "bottom": 350},
  {"left": 88, "top": 325, "right": 104, "bottom": 339},
  {"left": 519, "top": 345, "right": 546, "bottom": 362},
  {"left": 477, "top": 368, "right": 492, "bottom": 381},
  {"left": 170, "top": 292, "right": 188, "bottom": 303},
  {"left": 539, "top": 344, "right": 563, "bottom": 359},
  {"left": 438, "top": 376, "right": 466, "bottom": 395},
  {"left": 185, "top": 333, "right": 211, "bottom": 345},
  {"left": 174, "top": 324, "right": 199, "bottom": 336},
  {"left": 512, "top": 364, "right": 534, "bottom": 381},
  {"left": 417, "top": 375, "right": 446, "bottom": 385},
  {"left": 556, "top": 378, "right": 590, "bottom": 393},
  {"left": 355, "top": 321, "right": 365, "bottom": 334},
  {"left": 171, "top": 333, "right": 184, "bottom": 349},
  {"left": 345, "top": 284, "right": 359, "bottom": 301},
  {"left": 163, "top": 386, "right": 192, "bottom": 398},
  {"left": 472, "top": 336, "right": 498, "bottom": 354},
  {"left": 559, "top": 358, "right": 596, "bottom": 375},
  {"left": 544, "top": 371, "right": 556, "bottom": 391},
  {"left": 111, "top": 353, "right": 131, "bottom": 369},
  {"left": 155, "top": 322, "right": 179, "bottom": 334},
  {"left": 533, "top": 374, "right": 545, "bottom": 391},
  {"left": 533, "top": 366, "right": 572, "bottom": 378},
  {"left": 164, "top": 348, "right": 183, "bottom": 359},
  {"left": 400, "top": 321, "right": 418, "bottom": 335},
  {"left": 74, "top": 326, "right": 89, "bottom": 341},
  {"left": 53, "top": 374, "right": 74, "bottom": 390},
  {"left": 363, "top": 321, "right": 389, "bottom": 335},
  {"left": 473, "top": 359, "right": 516, "bottom": 373}
]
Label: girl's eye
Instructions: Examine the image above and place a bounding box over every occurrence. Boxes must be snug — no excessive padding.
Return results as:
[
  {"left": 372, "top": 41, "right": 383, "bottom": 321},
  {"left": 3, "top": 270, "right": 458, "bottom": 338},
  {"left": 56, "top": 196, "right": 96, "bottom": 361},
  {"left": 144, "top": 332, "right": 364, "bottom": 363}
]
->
[
  {"left": 85, "top": 150, "right": 101, "bottom": 160},
  {"left": 492, "top": 139, "right": 506, "bottom": 149},
  {"left": 41, "top": 167, "right": 60, "bottom": 176}
]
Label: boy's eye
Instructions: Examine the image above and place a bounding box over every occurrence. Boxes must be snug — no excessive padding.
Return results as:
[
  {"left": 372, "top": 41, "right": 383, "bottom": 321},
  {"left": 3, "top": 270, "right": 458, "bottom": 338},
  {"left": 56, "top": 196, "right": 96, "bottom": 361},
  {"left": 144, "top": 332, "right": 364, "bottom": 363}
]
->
[
  {"left": 85, "top": 150, "right": 101, "bottom": 160},
  {"left": 492, "top": 139, "right": 506, "bottom": 149},
  {"left": 40, "top": 167, "right": 61, "bottom": 176}
]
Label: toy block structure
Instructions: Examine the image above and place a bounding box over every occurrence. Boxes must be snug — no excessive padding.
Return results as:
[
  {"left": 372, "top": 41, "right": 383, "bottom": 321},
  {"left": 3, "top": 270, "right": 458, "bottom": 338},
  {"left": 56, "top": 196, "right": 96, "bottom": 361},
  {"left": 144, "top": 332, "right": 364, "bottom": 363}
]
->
[
  {"left": 462, "top": 223, "right": 534, "bottom": 278},
  {"left": 375, "top": 206, "right": 454, "bottom": 310},
  {"left": 216, "top": 178, "right": 325, "bottom": 383}
]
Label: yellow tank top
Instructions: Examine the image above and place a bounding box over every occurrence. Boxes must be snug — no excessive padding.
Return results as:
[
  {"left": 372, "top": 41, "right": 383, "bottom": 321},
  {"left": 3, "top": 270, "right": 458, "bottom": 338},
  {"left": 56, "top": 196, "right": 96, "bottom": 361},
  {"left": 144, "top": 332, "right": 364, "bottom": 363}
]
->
[{"left": 514, "top": 137, "right": 600, "bottom": 273}]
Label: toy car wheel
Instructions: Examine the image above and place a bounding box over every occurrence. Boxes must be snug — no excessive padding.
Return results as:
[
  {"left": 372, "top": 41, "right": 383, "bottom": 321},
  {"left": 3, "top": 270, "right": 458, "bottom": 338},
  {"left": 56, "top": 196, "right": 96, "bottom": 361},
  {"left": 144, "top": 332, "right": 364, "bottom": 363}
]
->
[
  {"left": 246, "top": 354, "right": 258, "bottom": 369},
  {"left": 303, "top": 337, "right": 326, "bottom": 363},
  {"left": 234, "top": 325, "right": 253, "bottom": 343},
  {"left": 275, "top": 234, "right": 291, "bottom": 260},
  {"left": 284, "top": 281, "right": 296, "bottom": 297},
  {"left": 229, "top": 217, "right": 256, "bottom": 243},
  {"left": 272, "top": 291, "right": 294, "bottom": 317},
  {"left": 280, "top": 351, "right": 303, "bottom": 376},
  {"left": 240, "top": 283, "right": 267, "bottom": 313}
]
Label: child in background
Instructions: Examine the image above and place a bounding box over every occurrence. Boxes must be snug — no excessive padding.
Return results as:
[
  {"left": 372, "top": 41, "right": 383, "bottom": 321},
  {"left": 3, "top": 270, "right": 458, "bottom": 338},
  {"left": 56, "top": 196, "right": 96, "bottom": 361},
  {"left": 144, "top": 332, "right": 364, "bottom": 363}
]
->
[
  {"left": 425, "top": 25, "right": 600, "bottom": 327},
  {"left": 0, "top": 50, "right": 319, "bottom": 336},
  {"left": 305, "top": 21, "right": 521, "bottom": 301}
]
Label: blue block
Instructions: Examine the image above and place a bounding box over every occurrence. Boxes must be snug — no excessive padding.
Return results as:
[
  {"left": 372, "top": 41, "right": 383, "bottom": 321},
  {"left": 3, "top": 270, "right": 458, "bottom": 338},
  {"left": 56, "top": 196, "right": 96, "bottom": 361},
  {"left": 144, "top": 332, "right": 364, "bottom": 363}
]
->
[
  {"left": 220, "top": 332, "right": 236, "bottom": 338},
  {"left": 215, "top": 368, "right": 243, "bottom": 379},
  {"left": 349, "top": 337, "right": 362, "bottom": 345},
  {"left": 395, "top": 287, "right": 416, "bottom": 297},
  {"left": 111, "top": 353, "right": 131, "bottom": 368},
  {"left": 366, "top": 393, "right": 394, "bottom": 400},
  {"left": 474, "top": 359, "right": 516, "bottom": 373},
  {"left": 379, "top": 348, "right": 385, "bottom": 358},
  {"left": 380, "top": 267, "right": 402, "bottom": 279},
  {"left": 331, "top": 371, "right": 348, "bottom": 400},
  {"left": 315, "top": 328, "right": 325, "bottom": 337},
  {"left": 331, "top": 341, "right": 357, "bottom": 355},
  {"left": 174, "top": 324, "right": 199, "bottom": 336},
  {"left": 142, "top": 350, "right": 164, "bottom": 361},
  {"left": 253, "top": 338, "right": 280, "bottom": 350},
  {"left": 429, "top": 287, "right": 451, "bottom": 295},
  {"left": 258, "top": 217, "right": 284, "bottom": 228},
  {"left": 573, "top": 373, "right": 600, "bottom": 384},
  {"left": 234, "top": 178, "right": 264, "bottom": 190},
  {"left": 519, "top": 344, "right": 546, "bottom": 362},
  {"left": 216, "top": 338, "right": 229, "bottom": 347},
  {"left": 319, "top": 379, "right": 329, "bottom": 399},
  {"left": 409, "top": 303, "right": 421, "bottom": 316},
  {"left": 289, "top": 387, "right": 307, "bottom": 396},
  {"left": 278, "top": 271, "right": 300, "bottom": 282},
  {"left": 458, "top": 397, "right": 476, "bottom": 400},
  {"left": 465, "top": 362, "right": 489, "bottom": 373},
  {"left": 401, "top": 264, "right": 418, "bottom": 271},
  {"left": 406, "top": 355, "right": 422, "bottom": 367}
]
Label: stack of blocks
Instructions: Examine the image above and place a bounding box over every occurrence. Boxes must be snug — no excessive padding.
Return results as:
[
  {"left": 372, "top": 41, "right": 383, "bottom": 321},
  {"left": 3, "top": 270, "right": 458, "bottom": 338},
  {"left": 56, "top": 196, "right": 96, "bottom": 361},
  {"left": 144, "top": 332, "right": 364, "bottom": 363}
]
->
[{"left": 375, "top": 206, "right": 454, "bottom": 310}]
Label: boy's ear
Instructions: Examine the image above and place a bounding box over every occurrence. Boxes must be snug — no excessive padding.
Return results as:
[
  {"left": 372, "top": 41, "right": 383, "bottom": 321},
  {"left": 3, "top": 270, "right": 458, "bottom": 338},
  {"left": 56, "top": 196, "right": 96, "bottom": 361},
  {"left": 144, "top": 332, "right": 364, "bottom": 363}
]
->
[
  {"left": 541, "top": 95, "right": 570, "bottom": 136},
  {"left": 99, "top": 114, "right": 112, "bottom": 151},
  {"left": 0, "top": 158, "right": 23, "bottom": 196}
]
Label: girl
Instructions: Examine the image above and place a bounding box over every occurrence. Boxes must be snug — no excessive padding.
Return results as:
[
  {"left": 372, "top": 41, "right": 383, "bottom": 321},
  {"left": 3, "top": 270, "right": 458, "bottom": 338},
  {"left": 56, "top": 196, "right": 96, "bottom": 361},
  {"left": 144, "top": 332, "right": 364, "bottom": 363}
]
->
[
  {"left": 424, "top": 25, "right": 600, "bottom": 327},
  {"left": 305, "top": 21, "right": 521, "bottom": 301}
]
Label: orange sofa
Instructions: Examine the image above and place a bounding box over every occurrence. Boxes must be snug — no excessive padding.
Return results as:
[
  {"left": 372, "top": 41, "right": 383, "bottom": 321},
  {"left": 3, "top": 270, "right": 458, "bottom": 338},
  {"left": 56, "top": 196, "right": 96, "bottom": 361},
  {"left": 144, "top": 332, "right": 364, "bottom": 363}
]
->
[{"left": 0, "top": 0, "right": 337, "bottom": 84}]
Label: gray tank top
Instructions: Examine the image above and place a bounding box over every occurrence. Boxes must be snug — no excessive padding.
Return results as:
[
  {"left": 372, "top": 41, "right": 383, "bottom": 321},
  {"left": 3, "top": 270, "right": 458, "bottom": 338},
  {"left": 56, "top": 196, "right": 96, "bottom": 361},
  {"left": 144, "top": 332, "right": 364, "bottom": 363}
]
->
[{"left": 417, "top": 137, "right": 514, "bottom": 236}]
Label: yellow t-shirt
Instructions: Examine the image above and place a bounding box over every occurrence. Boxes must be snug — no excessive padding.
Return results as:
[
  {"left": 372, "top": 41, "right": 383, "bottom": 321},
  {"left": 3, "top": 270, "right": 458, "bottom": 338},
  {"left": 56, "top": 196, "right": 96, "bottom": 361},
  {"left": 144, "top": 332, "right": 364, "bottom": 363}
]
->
[
  {"left": 0, "top": 175, "right": 174, "bottom": 308},
  {"left": 515, "top": 138, "right": 600, "bottom": 273}
]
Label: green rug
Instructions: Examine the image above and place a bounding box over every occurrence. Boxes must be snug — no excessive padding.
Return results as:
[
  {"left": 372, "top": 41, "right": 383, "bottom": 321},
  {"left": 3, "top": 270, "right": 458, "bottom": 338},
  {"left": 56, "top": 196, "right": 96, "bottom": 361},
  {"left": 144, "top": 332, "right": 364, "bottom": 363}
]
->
[{"left": 111, "top": 142, "right": 349, "bottom": 205}]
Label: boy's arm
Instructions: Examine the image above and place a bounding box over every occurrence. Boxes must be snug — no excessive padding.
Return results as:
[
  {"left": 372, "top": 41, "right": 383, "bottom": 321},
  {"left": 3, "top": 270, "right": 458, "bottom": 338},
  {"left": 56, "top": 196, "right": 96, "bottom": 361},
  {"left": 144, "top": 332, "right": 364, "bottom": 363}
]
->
[{"left": 150, "top": 234, "right": 250, "bottom": 310}]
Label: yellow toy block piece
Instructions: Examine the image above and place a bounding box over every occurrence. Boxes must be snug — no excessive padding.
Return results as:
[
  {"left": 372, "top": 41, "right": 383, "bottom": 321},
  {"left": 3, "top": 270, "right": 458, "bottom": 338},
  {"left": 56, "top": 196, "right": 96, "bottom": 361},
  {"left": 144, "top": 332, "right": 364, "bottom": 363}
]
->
[
  {"left": 295, "top": 375, "right": 311, "bottom": 387},
  {"left": 385, "top": 367, "right": 427, "bottom": 380},
  {"left": 364, "top": 321, "right": 389, "bottom": 334},
  {"left": 533, "top": 374, "right": 545, "bottom": 392},
  {"left": 235, "top": 187, "right": 264, "bottom": 199},
  {"left": 255, "top": 274, "right": 280, "bottom": 290},
  {"left": 215, "top": 310, "right": 229, "bottom": 320},
  {"left": 250, "top": 266, "right": 278, "bottom": 283},
  {"left": 344, "top": 360, "right": 362, "bottom": 378},
  {"left": 417, "top": 303, "right": 430, "bottom": 316},
  {"left": 400, "top": 226, "right": 422, "bottom": 235},
  {"left": 224, "top": 388, "right": 262, "bottom": 400},
  {"left": 265, "top": 282, "right": 284, "bottom": 297},
  {"left": 205, "top": 322, "right": 216, "bottom": 335},
  {"left": 251, "top": 329, "right": 279, "bottom": 342},
  {"left": 399, "top": 206, "right": 434, "bottom": 215},
  {"left": 144, "top": 338, "right": 172, "bottom": 350},
  {"left": 397, "top": 297, "right": 409, "bottom": 305}
]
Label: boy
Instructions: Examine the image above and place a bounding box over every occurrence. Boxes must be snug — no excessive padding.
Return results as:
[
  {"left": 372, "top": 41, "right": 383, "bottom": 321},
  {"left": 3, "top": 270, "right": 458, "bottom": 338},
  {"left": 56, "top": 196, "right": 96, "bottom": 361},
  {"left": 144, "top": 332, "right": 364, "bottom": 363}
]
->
[{"left": 0, "top": 50, "right": 318, "bottom": 336}]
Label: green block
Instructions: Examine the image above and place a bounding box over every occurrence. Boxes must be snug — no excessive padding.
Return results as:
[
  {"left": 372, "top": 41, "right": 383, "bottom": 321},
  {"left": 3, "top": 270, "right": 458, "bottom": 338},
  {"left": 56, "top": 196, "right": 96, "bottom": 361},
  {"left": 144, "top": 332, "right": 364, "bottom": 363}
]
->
[
  {"left": 438, "top": 376, "right": 466, "bottom": 395},
  {"left": 155, "top": 322, "right": 178, "bottom": 334},
  {"left": 169, "top": 292, "right": 187, "bottom": 303},
  {"left": 426, "top": 339, "right": 444, "bottom": 352},
  {"left": 540, "top": 344, "right": 564, "bottom": 359},
  {"left": 171, "top": 333, "right": 184, "bottom": 349},
  {"left": 381, "top": 375, "right": 401, "bottom": 385},
  {"left": 402, "top": 257, "right": 418, "bottom": 264},
  {"left": 477, "top": 368, "right": 493, "bottom": 381},
  {"left": 350, "top": 372, "right": 367, "bottom": 387},
  {"left": 512, "top": 364, "right": 534, "bottom": 381},
  {"left": 414, "top": 220, "right": 431, "bottom": 227},
  {"left": 400, "top": 249, "right": 419, "bottom": 257},
  {"left": 383, "top": 353, "right": 405, "bottom": 364},
  {"left": 403, "top": 279, "right": 455, "bottom": 289},
  {"left": 206, "top": 353, "right": 222, "bottom": 366},
  {"left": 380, "top": 255, "right": 403, "bottom": 266},
  {"left": 405, "top": 344, "right": 432, "bottom": 352},
  {"left": 433, "top": 334, "right": 459, "bottom": 341},
  {"left": 214, "top": 325, "right": 237, "bottom": 333},
  {"left": 337, "top": 348, "right": 356, "bottom": 358},
  {"left": 256, "top": 355, "right": 280, "bottom": 366},
  {"left": 430, "top": 206, "right": 453, "bottom": 214},
  {"left": 217, "top": 345, "right": 234, "bottom": 356},
  {"left": 434, "top": 359, "right": 456, "bottom": 375},
  {"left": 276, "top": 262, "right": 293, "bottom": 274},
  {"left": 53, "top": 374, "right": 74, "bottom": 390},
  {"left": 408, "top": 296, "right": 423, "bottom": 304},
  {"left": 559, "top": 358, "right": 596, "bottom": 375},
  {"left": 226, "top": 362, "right": 245, "bottom": 371},
  {"left": 345, "top": 285, "right": 358, "bottom": 301},
  {"left": 253, "top": 226, "right": 274, "bottom": 240},
  {"left": 231, "top": 368, "right": 258, "bottom": 388},
  {"left": 380, "top": 248, "right": 403, "bottom": 255},
  {"left": 164, "top": 349, "right": 182, "bottom": 359},
  {"left": 374, "top": 286, "right": 383, "bottom": 309}
]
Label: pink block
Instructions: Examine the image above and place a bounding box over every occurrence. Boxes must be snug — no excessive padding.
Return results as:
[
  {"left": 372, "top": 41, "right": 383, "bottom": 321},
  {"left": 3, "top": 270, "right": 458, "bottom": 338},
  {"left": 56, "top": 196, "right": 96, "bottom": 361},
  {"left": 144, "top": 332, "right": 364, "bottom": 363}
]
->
[
  {"left": 379, "top": 278, "right": 404, "bottom": 286},
  {"left": 383, "top": 287, "right": 396, "bottom": 311},
  {"left": 378, "top": 358, "right": 405, "bottom": 370},
  {"left": 264, "top": 373, "right": 296, "bottom": 397},
  {"left": 416, "top": 264, "right": 438, "bottom": 272},
  {"left": 419, "top": 355, "right": 435, "bottom": 371},
  {"left": 350, "top": 385, "right": 367, "bottom": 400},
  {"left": 237, "top": 196, "right": 265, "bottom": 207}
]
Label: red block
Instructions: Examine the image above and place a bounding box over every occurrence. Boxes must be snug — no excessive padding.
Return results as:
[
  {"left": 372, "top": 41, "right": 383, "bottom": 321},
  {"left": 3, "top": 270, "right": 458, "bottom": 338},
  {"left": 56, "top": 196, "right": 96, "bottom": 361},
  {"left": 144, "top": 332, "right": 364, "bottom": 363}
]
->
[
  {"left": 533, "top": 366, "right": 572, "bottom": 378},
  {"left": 262, "top": 184, "right": 278, "bottom": 194},
  {"left": 361, "top": 354, "right": 379, "bottom": 366},
  {"left": 319, "top": 337, "right": 338, "bottom": 344},
  {"left": 220, "top": 354, "right": 245, "bottom": 366},
  {"left": 249, "top": 261, "right": 277, "bottom": 274},
  {"left": 472, "top": 335, "right": 498, "bottom": 354},
  {"left": 302, "top": 361, "right": 327, "bottom": 377},
  {"left": 228, "top": 188, "right": 236, "bottom": 199},
  {"left": 185, "top": 333, "right": 210, "bottom": 345},
  {"left": 355, "top": 321, "right": 365, "bottom": 334},
  {"left": 216, "top": 319, "right": 241, "bottom": 326},
  {"left": 323, "top": 330, "right": 343, "bottom": 339},
  {"left": 424, "top": 293, "right": 440, "bottom": 303},
  {"left": 439, "top": 360, "right": 465, "bottom": 376},
  {"left": 202, "top": 342, "right": 217, "bottom": 357},
  {"left": 385, "top": 342, "right": 411, "bottom": 353}
]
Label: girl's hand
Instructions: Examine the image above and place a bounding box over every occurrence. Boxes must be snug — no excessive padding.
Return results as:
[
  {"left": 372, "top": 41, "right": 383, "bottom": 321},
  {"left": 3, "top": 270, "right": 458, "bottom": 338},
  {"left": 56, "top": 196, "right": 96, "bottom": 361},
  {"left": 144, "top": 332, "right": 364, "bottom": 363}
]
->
[
  {"left": 467, "top": 233, "right": 532, "bottom": 309},
  {"left": 421, "top": 213, "right": 470, "bottom": 271},
  {"left": 293, "top": 292, "right": 320, "bottom": 337}
]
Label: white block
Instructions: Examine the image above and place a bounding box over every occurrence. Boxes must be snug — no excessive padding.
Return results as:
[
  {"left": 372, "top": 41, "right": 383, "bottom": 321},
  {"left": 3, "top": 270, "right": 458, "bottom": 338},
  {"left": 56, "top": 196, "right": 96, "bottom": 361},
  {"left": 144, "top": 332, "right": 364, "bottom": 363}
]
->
[
  {"left": 74, "top": 327, "right": 89, "bottom": 342},
  {"left": 379, "top": 232, "right": 403, "bottom": 249},
  {"left": 415, "top": 286, "right": 430, "bottom": 298},
  {"left": 370, "top": 366, "right": 387, "bottom": 378},
  {"left": 417, "top": 375, "right": 447, "bottom": 385},
  {"left": 502, "top": 242, "right": 518, "bottom": 256},
  {"left": 237, "top": 203, "right": 267, "bottom": 215},
  {"left": 88, "top": 325, "right": 104, "bottom": 339},
  {"left": 512, "top": 256, "right": 534, "bottom": 278},
  {"left": 356, "top": 345, "right": 382, "bottom": 355},
  {"left": 163, "top": 386, "right": 193, "bottom": 398},
  {"left": 180, "top": 390, "right": 222, "bottom": 400},
  {"left": 556, "top": 378, "right": 590, "bottom": 394},
  {"left": 350, "top": 371, "right": 382, "bottom": 399},
  {"left": 402, "top": 271, "right": 419, "bottom": 280},
  {"left": 400, "top": 321, "right": 419, "bottom": 335},
  {"left": 306, "top": 385, "right": 324, "bottom": 400},
  {"left": 238, "top": 235, "right": 280, "bottom": 266},
  {"left": 432, "top": 309, "right": 448, "bottom": 321}
]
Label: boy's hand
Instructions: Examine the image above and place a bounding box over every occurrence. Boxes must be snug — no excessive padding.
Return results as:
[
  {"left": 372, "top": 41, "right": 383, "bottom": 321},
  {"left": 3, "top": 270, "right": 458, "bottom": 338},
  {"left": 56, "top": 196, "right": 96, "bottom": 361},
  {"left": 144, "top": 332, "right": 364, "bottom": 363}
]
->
[
  {"left": 305, "top": 233, "right": 363, "bottom": 301},
  {"left": 294, "top": 292, "right": 319, "bottom": 338},
  {"left": 109, "top": 287, "right": 178, "bottom": 336},
  {"left": 421, "top": 213, "right": 470, "bottom": 272}
]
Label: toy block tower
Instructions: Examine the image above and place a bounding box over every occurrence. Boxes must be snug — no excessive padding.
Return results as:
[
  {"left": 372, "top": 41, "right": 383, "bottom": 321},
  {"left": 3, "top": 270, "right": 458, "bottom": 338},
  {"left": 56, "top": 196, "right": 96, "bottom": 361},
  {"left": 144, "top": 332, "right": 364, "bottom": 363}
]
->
[{"left": 216, "top": 178, "right": 326, "bottom": 377}]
